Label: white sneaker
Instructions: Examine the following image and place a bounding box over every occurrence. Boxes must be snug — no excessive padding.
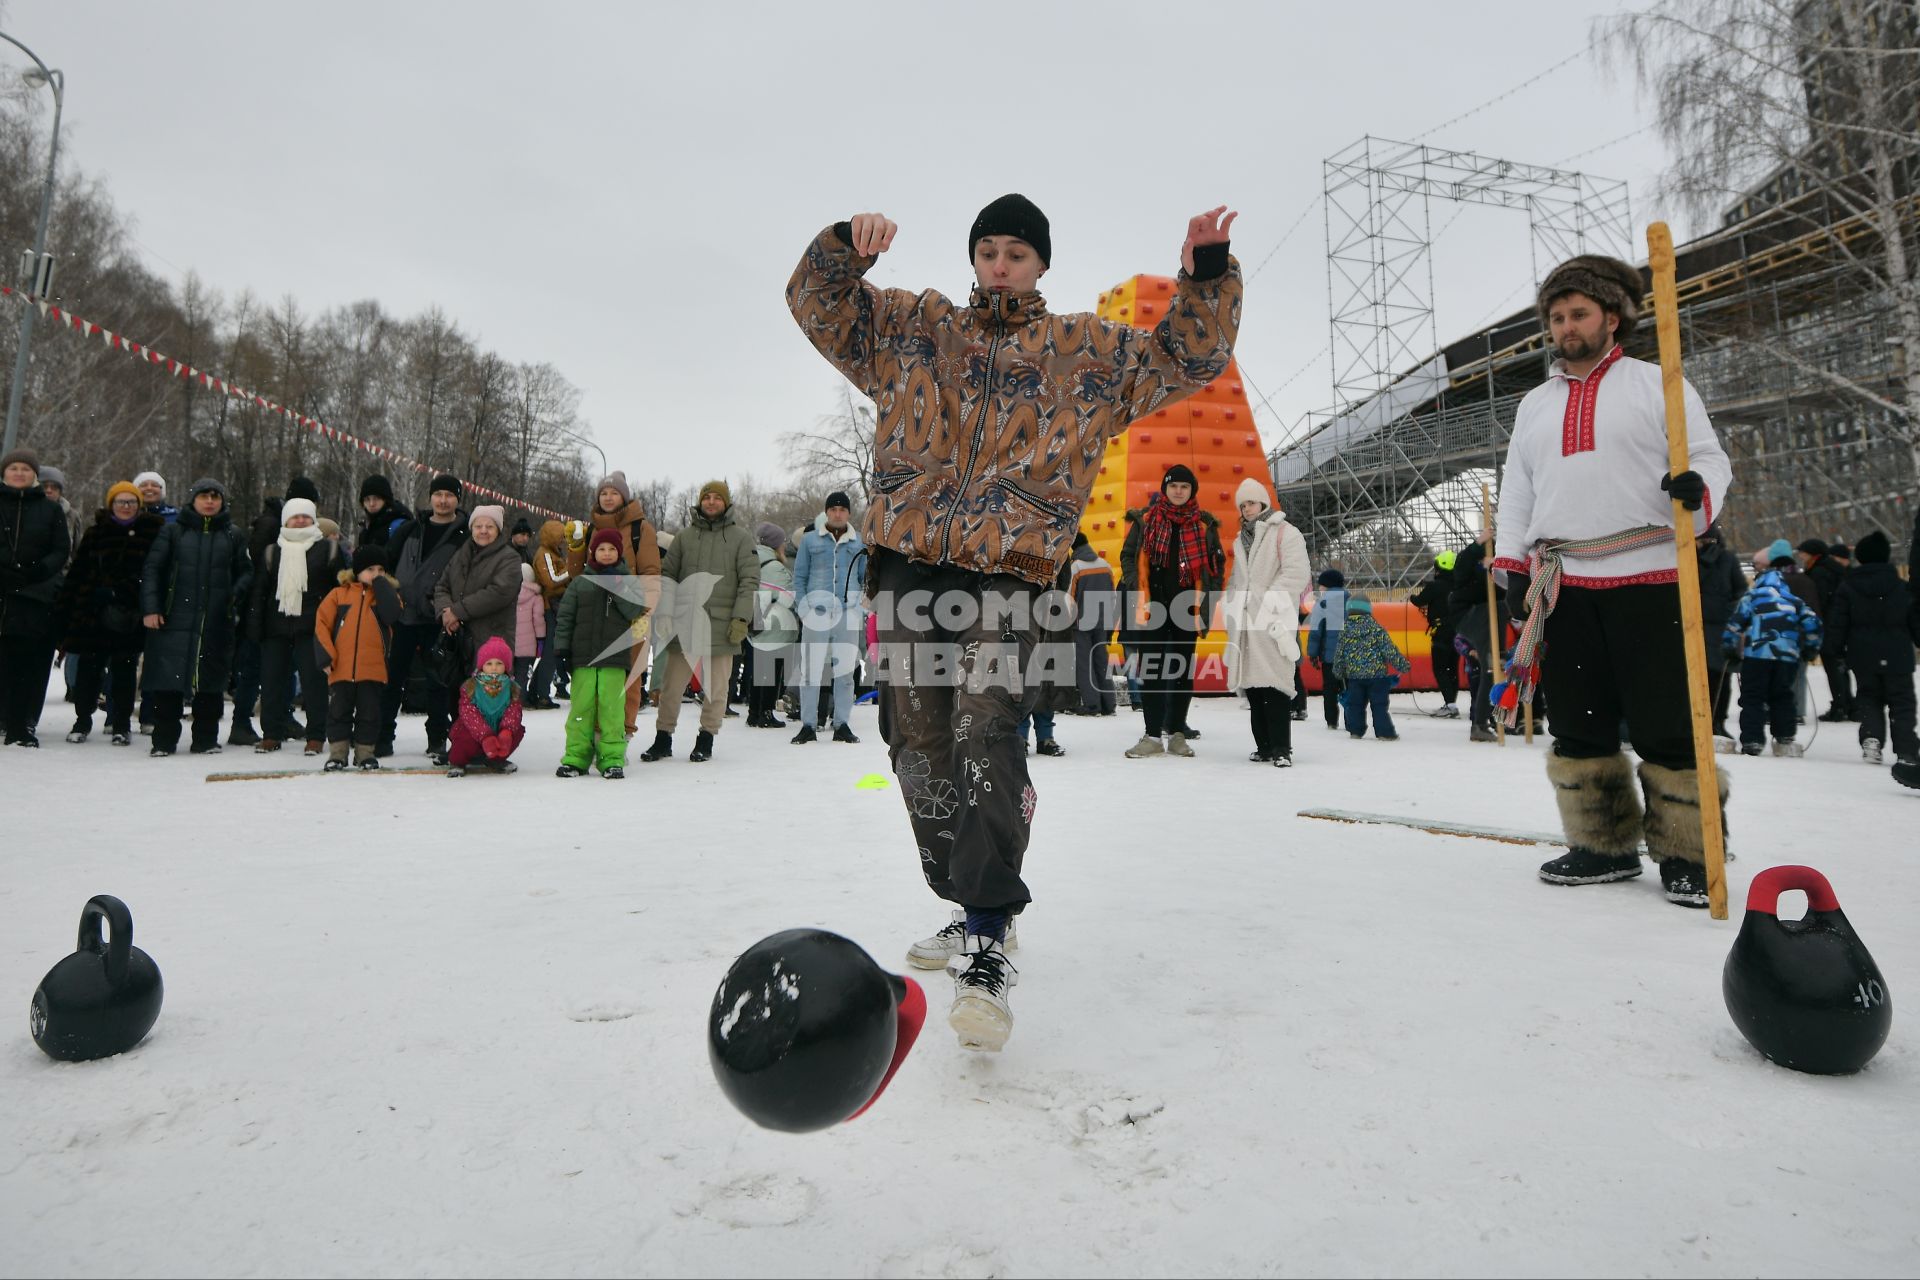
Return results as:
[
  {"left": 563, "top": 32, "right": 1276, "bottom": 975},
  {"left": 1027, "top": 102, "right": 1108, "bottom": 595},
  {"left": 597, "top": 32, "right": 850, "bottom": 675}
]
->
[
  {"left": 907, "top": 909, "right": 1017, "bottom": 970},
  {"left": 1713, "top": 734, "right": 1736, "bottom": 754},
  {"left": 65, "top": 730, "right": 88, "bottom": 744},
  {"left": 1863, "top": 738, "right": 1883, "bottom": 764},
  {"left": 948, "top": 934, "right": 1018, "bottom": 1052},
  {"left": 1429, "top": 705, "right": 1461, "bottom": 719},
  {"left": 1124, "top": 734, "right": 1164, "bottom": 759},
  {"left": 1772, "top": 740, "right": 1806, "bottom": 758},
  {"left": 1164, "top": 732, "right": 1195, "bottom": 758}
]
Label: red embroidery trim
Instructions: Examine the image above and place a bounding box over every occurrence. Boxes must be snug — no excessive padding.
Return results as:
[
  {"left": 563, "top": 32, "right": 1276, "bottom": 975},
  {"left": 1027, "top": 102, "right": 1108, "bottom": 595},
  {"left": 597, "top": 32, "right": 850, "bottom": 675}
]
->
[
  {"left": 1558, "top": 345, "right": 1624, "bottom": 457},
  {"left": 1560, "top": 569, "right": 1679, "bottom": 588},
  {"left": 1490, "top": 556, "right": 1530, "bottom": 574}
]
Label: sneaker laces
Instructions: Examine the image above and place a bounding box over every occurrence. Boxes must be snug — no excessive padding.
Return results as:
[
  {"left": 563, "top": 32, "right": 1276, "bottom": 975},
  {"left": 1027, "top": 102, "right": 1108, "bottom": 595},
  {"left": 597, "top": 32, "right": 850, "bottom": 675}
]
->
[
  {"left": 933, "top": 918, "right": 968, "bottom": 943},
  {"left": 957, "top": 945, "right": 1015, "bottom": 996}
]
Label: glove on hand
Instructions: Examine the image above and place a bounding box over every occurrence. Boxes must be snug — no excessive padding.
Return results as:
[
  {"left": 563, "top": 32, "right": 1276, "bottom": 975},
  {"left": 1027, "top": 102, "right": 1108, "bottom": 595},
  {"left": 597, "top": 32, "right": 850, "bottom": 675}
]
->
[
  {"left": 726, "top": 618, "right": 749, "bottom": 646},
  {"left": 1661, "top": 470, "right": 1707, "bottom": 511}
]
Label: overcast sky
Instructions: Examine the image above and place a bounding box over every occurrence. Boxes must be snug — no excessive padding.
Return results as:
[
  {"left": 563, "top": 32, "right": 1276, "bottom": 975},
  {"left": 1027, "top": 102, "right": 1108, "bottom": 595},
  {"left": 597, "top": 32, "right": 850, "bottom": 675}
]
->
[{"left": 7, "top": 0, "right": 1683, "bottom": 493}]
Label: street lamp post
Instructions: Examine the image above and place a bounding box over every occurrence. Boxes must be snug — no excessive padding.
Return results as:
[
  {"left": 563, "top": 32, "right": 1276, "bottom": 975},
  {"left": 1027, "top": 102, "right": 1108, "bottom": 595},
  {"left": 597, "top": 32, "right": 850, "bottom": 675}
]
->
[{"left": 1, "top": 31, "right": 63, "bottom": 457}]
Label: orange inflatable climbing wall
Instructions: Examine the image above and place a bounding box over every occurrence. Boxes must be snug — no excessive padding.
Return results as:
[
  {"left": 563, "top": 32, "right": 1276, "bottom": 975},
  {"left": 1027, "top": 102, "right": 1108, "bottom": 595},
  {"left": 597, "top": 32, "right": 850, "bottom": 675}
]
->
[{"left": 1082, "top": 274, "right": 1270, "bottom": 693}]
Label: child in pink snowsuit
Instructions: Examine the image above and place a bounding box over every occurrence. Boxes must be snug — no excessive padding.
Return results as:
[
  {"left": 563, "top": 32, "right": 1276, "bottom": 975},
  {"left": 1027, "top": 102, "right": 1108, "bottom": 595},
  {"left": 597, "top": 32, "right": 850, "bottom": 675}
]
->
[
  {"left": 513, "top": 562, "right": 546, "bottom": 689},
  {"left": 448, "top": 636, "right": 526, "bottom": 776}
]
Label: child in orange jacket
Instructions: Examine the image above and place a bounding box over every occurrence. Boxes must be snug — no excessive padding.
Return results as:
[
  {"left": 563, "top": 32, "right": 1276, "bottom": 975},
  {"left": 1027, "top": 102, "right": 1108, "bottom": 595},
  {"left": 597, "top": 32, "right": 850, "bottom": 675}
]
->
[{"left": 314, "top": 545, "right": 404, "bottom": 770}]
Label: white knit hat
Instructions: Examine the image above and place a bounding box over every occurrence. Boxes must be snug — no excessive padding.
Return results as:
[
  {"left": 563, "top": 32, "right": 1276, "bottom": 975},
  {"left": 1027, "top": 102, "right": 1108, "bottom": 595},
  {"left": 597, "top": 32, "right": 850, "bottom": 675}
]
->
[
  {"left": 281, "top": 497, "right": 318, "bottom": 526},
  {"left": 133, "top": 471, "right": 166, "bottom": 493},
  {"left": 469, "top": 504, "right": 506, "bottom": 535},
  {"left": 1235, "top": 478, "right": 1271, "bottom": 510},
  {"left": 520, "top": 561, "right": 535, "bottom": 583}
]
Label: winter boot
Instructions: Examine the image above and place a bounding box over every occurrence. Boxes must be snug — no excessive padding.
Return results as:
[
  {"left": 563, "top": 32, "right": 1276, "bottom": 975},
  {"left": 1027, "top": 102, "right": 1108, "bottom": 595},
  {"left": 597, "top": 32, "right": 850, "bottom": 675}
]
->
[
  {"left": 1539, "top": 753, "right": 1644, "bottom": 886},
  {"left": 832, "top": 723, "right": 860, "bottom": 744},
  {"left": 1639, "top": 760, "right": 1730, "bottom": 908},
  {"left": 255, "top": 739, "right": 282, "bottom": 754},
  {"left": 1771, "top": 739, "right": 1805, "bottom": 758},
  {"left": 1863, "top": 737, "right": 1884, "bottom": 765},
  {"left": 351, "top": 742, "right": 378, "bottom": 769},
  {"left": 603, "top": 766, "right": 624, "bottom": 780},
  {"left": 1035, "top": 739, "right": 1064, "bottom": 757},
  {"left": 908, "top": 909, "right": 1019, "bottom": 971},
  {"left": 555, "top": 763, "right": 587, "bottom": 778},
  {"left": 323, "top": 758, "right": 348, "bottom": 773},
  {"left": 1894, "top": 758, "right": 1920, "bottom": 790},
  {"left": 639, "top": 731, "right": 673, "bottom": 762},
  {"left": 327, "top": 740, "right": 350, "bottom": 768},
  {"left": 791, "top": 723, "right": 817, "bottom": 744},
  {"left": 948, "top": 934, "right": 1018, "bottom": 1053},
  {"left": 1125, "top": 734, "right": 1164, "bottom": 758},
  {"left": 689, "top": 730, "right": 714, "bottom": 763},
  {"left": 227, "top": 719, "right": 260, "bottom": 747}
]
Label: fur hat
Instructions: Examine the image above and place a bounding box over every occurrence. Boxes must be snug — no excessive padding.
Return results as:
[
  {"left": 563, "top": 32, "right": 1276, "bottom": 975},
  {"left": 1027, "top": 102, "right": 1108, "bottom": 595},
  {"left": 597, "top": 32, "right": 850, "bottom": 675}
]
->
[
  {"left": 285, "top": 475, "right": 320, "bottom": 504},
  {"left": 351, "top": 544, "right": 387, "bottom": 574},
  {"left": 596, "top": 471, "right": 632, "bottom": 505},
  {"left": 587, "top": 527, "right": 626, "bottom": 561},
  {"left": 1234, "top": 477, "right": 1270, "bottom": 510},
  {"left": 429, "top": 473, "right": 463, "bottom": 498},
  {"left": 106, "top": 481, "right": 144, "bottom": 508},
  {"left": 1537, "top": 254, "right": 1643, "bottom": 343},
  {"left": 474, "top": 636, "right": 514, "bottom": 672},
  {"left": 469, "top": 504, "right": 506, "bottom": 535},
  {"left": 280, "top": 497, "right": 319, "bottom": 526},
  {"left": 1, "top": 447, "right": 40, "bottom": 477},
  {"left": 755, "top": 521, "right": 787, "bottom": 552},
  {"left": 359, "top": 474, "right": 395, "bottom": 505},
  {"left": 133, "top": 470, "right": 166, "bottom": 494},
  {"left": 1853, "top": 531, "right": 1890, "bottom": 564},
  {"left": 969, "top": 193, "right": 1051, "bottom": 267},
  {"left": 698, "top": 479, "right": 731, "bottom": 504},
  {"left": 1161, "top": 463, "right": 1198, "bottom": 493}
]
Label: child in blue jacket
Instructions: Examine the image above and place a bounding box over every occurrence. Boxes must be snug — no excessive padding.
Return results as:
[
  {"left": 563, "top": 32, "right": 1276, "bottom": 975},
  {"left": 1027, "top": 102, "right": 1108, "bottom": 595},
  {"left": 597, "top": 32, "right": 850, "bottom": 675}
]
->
[
  {"left": 1725, "top": 539, "right": 1824, "bottom": 756},
  {"left": 1334, "top": 594, "right": 1410, "bottom": 740}
]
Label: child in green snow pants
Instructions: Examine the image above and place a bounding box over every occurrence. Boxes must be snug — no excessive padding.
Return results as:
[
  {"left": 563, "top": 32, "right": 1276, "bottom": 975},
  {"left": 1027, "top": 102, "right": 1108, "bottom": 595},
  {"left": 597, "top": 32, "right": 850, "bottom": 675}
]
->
[{"left": 563, "top": 666, "right": 629, "bottom": 771}]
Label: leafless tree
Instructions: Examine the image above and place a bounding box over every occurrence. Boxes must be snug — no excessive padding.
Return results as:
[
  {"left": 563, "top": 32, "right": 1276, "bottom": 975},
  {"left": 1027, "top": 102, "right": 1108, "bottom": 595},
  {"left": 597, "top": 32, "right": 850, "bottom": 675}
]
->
[
  {"left": 778, "top": 382, "right": 876, "bottom": 506},
  {"left": 1603, "top": 0, "right": 1920, "bottom": 478}
]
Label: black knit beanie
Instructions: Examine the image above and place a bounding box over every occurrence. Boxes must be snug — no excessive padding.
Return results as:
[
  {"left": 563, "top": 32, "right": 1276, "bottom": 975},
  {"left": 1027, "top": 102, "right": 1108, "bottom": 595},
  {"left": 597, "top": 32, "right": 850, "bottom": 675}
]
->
[
  {"left": 351, "top": 544, "right": 387, "bottom": 574},
  {"left": 360, "top": 474, "right": 394, "bottom": 504},
  {"left": 1318, "top": 568, "right": 1346, "bottom": 589},
  {"left": 1161, "top": 464, "right": 1198, "bottom": 493},
  {"left": 969, "top": 194, "right": 1051, "bottom": 267},
  {"left": 1853, "top": 531, "right": 1889, "bottom": 564},
  {"left": 285, "top": 475, "right": 320, "bottom": 504},
  {"left": 1537, "top": 255, "right": 1643, "bottom": 342},
  {"left": 825, "top": 490, "right": 852, "bottom": 511},
  {"left": 430, "top": 473, "right": 463, "bottom": 498}
]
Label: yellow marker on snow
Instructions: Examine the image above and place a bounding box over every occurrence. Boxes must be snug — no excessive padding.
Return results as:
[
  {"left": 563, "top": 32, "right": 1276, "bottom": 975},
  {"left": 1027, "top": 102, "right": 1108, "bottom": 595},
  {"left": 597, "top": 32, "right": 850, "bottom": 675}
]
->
[{"left": 855, "top": 773, "right": 891, "bottom": 791}]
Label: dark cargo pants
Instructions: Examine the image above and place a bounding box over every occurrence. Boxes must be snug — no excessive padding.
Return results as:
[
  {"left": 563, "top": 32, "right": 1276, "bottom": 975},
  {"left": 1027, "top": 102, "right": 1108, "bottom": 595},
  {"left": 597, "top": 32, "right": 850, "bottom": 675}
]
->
[{"left": 873, "top": 550, "right": 1044, "bottom": 914}]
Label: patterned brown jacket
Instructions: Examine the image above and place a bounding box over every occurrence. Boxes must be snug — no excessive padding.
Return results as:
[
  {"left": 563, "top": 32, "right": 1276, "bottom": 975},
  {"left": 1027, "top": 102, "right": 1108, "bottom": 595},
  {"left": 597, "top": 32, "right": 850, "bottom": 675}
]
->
[{"left": 786, "top": 225, "right": 1241, "bottom": 586}]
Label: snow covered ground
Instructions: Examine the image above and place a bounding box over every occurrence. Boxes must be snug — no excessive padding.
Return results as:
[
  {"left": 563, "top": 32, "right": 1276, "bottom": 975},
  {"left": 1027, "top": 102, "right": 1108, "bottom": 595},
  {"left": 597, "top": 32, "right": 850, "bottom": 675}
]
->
[{"left": 4, "top": 683, "right": 1916, "bottom": 1278}]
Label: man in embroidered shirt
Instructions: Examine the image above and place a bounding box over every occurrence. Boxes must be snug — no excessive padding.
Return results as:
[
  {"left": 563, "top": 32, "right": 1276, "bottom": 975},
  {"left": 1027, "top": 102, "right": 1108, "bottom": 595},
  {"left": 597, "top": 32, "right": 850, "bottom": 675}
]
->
[
  {"left": 1492, "top": 254, "right": 1733, "bottom": 909},
  {"left": 787, "top": 195, "right": 1240, "bottom": 1049}
]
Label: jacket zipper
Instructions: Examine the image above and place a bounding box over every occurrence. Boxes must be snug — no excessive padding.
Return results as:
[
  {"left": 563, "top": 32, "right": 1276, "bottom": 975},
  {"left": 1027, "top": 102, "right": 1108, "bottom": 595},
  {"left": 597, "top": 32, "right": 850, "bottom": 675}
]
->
[{"left": 942, "top": 292, "right": 1005, "bottom": 565}]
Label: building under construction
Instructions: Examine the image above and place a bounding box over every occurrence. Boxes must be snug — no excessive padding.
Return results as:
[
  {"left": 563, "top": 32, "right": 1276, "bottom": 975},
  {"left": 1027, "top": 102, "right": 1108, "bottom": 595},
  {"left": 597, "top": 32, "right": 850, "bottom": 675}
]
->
[{"left": 1271, "top": 138, "right": 1918, "bottom": 588}]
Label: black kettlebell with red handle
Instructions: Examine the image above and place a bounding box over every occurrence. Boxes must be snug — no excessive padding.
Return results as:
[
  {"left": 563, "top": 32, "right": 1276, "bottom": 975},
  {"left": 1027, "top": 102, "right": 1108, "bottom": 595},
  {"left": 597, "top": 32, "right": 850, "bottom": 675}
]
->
[
  {"left": 30, "top": 895, "right": 164, "bottom": 1062},
  {"left": 1723, "top": 866, "right": 1890, "bottom": 1074}
]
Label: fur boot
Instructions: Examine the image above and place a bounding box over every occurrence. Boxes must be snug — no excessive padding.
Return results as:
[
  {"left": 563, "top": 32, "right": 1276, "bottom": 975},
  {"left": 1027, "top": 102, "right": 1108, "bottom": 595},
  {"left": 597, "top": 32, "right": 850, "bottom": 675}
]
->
[
  {"left": 1545, "top": 752, "right": 1642, "bottom": 856},
  {"left": 1639, "top": 761, "right": 1731, "bottom": 866}
]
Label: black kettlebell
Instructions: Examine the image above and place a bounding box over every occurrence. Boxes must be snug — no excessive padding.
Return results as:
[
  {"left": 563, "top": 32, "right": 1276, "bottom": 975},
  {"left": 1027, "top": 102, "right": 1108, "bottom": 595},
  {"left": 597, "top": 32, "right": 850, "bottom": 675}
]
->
[
  {"left": 30, "top": 895, "right": 164, "bottom": 1062},
  {"left": 1723, "top": 866, "right": 1890, "bottom": 1075},
  {"left": 708, "top": 929, "right": 924, "bottom": 1133}
]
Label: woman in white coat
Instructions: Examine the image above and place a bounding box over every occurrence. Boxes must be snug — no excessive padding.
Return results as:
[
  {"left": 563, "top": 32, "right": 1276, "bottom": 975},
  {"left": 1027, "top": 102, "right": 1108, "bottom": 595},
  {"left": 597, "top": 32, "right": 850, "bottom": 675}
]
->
[{"left": 1225, "top": 478, "right": 1311, "bottom": 765}]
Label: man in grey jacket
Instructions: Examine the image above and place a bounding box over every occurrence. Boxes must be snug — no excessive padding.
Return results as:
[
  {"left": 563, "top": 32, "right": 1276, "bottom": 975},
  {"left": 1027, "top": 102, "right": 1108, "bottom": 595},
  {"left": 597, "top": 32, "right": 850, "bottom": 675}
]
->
[{"left": 379, "top": 474, "right": 469, "bottom": 759}]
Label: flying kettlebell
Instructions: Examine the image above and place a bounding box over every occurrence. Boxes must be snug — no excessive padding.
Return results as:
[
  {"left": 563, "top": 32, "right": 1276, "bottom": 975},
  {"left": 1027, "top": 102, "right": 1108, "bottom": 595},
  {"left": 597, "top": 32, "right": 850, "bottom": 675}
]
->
[
  {"left": 1723, "top": 866, "right": 1890, "bottom": 1075},
  {"left": 708, "top": 929, "right": 925, "bottom": 1133},
  {"left": 31, "top": 895, "right": 164, "bottom": 1063}
]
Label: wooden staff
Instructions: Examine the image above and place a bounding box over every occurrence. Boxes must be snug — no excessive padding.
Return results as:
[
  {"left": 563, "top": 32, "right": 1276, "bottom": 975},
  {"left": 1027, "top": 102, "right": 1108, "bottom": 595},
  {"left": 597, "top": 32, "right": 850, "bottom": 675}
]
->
[
  {"left": 1481, "top": 482, "right": 1504, "bottom": 745},
  {"left": 1648, "top": 222, "right": 1729, "bottom": 920}
]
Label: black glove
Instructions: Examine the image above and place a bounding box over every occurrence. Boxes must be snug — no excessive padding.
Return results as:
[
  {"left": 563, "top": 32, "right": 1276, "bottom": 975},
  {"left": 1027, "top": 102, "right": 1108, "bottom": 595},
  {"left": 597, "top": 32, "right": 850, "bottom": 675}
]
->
[
  {"left": 1661, "top": 470, "right": 1707, "bottom": 511},
  {"left": 553, "top": 652, "right": 571, "bottom": 677},
  {"left": 1506, "top": 572, "right": 1532, "bottom": 624}
]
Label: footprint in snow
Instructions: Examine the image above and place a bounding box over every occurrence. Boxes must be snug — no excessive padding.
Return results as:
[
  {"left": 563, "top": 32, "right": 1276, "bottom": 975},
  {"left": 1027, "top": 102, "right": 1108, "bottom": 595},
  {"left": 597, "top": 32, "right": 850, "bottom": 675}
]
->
[
  {"left": 676, "top": 1172, "right": 816, "bottom": 1228},
  {"left": 565, "top": 1000, "right": 645, "bottom": 1023},
  {"left": 874, "top": 1241, "right": 1006, "bottom": 1279}
]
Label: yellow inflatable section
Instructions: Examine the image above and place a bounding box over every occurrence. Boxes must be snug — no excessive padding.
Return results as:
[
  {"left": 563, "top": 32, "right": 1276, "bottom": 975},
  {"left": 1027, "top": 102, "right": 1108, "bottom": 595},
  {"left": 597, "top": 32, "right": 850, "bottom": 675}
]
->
[{"left": 1086, "top": 274, "right": 1268, "bottom": 692}]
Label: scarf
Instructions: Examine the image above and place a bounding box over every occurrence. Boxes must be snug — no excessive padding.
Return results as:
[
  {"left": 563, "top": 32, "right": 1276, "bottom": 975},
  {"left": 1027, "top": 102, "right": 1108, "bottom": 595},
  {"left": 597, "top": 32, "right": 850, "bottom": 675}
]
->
[
  {"left": 1140, "top": 494, "right": 1210, "bottom": 589},
  {"left": 470, "top": 672, "right": 511, "bottom": 730},
  {"left": 1502, "top": 523, "right": 1675, "bottom": 725},
  {"left": 274, "top": 524, "right": 325, "bottom": 615},
  {"left": 1239, "top": 516, "right": 1259, "bottom": 556}
]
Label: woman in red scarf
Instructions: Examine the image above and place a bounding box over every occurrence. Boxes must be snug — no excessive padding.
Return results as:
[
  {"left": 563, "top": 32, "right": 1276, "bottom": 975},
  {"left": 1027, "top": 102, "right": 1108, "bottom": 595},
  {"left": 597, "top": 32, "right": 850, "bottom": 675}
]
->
[{"left": 1119, "top": 464, "right": 1224, "bottom": 758}]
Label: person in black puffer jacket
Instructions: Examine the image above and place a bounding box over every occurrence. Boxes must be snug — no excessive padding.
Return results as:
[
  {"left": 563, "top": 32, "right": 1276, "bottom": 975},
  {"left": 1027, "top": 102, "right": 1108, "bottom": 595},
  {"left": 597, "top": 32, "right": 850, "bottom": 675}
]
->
[
  {"left": 1693, "top": 522, "right": 1748, "bottom": 742},
  {"left": 357, "top": 474, "right": 413, "bottom": 549},
  {"left": 247, "top": 496, "right": 344, "bottom": 753},
  {"left": 140, "top": 477, "right": 254, "bottom": 755},
  {"left": 0, "top": 448, "right": 72, "bottom": 746},
  {"left": 54, "top": 482, "right": 165, "bottom": 743},
  {"left": 1826, "top": 530, "right": 1918, "bottom": 767},
  {"left": 1798, "top": 537, "right": 1852, "bottom": 719}
]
